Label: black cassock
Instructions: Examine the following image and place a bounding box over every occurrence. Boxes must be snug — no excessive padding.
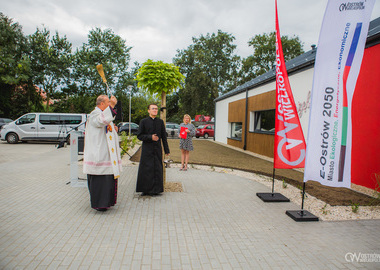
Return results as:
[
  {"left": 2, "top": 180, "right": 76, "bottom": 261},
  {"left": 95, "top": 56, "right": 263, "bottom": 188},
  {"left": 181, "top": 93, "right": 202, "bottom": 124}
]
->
[{"left": 136, "top": 117, "right": 170, "bottom": 194}]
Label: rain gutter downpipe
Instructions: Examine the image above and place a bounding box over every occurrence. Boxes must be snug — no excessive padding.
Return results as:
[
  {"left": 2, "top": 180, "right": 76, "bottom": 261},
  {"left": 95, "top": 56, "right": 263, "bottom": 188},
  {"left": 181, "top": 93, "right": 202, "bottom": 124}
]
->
[{"left": 243, "top": 87, "right": 248, "bottom": 150}]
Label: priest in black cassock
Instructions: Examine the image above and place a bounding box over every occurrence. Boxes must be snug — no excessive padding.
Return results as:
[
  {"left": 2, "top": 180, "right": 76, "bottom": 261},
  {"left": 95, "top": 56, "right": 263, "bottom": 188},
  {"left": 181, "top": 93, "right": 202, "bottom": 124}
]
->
[{"left": 136, "top": 103, "right": 170, "bottom": 196}]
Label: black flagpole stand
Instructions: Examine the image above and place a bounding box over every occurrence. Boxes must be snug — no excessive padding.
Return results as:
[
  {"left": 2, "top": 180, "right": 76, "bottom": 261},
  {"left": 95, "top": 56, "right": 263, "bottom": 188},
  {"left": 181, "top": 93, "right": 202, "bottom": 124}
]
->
[
  {"left": 256, "top": 168, "right": 290, "bottom": 202},
  {"left": 286, "top": 182, "right": 319, "bottom": 221}
]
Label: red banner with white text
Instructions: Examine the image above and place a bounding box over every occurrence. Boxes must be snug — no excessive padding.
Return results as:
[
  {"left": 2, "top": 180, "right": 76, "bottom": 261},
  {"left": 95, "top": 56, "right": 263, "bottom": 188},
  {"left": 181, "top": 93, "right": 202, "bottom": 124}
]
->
[{"left": 273, "top": 0, "right": 306, "bottom": 169}]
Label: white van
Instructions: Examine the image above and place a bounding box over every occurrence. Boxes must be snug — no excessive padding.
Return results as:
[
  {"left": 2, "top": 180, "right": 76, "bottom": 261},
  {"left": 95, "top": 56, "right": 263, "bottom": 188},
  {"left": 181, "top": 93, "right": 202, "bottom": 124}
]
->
[{"left": 0, "top": 113, "right": 87, "bottom": 144}]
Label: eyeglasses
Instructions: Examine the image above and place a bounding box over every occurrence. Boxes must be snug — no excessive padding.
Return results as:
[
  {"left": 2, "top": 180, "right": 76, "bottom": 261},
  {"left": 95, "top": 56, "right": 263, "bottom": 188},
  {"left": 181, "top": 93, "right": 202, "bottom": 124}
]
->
[{"left": 150, "top": 108, "right": 158, "bottom": 110}]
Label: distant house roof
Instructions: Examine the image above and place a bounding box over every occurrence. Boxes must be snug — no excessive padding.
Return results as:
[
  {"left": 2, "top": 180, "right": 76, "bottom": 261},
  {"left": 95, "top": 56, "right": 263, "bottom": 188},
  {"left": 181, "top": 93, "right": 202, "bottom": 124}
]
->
[{"left": 215, "top": 17, "right": 380, "bottom": 102}]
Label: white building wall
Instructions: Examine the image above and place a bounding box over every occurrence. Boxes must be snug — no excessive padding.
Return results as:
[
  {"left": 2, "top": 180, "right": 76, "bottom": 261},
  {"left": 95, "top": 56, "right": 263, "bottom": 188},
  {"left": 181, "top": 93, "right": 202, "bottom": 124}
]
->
[
  {"left": 287, "top": 68, "right": 314, "bottom": 139},
  {"left": 215, "top": 67, "right": 314, "bottom": 144},
  {"left": 215, "top": 92, "right": 245, "bottom": 144},
  {"left": 248, "top": 81, "right": 275, "bottom": 98}
]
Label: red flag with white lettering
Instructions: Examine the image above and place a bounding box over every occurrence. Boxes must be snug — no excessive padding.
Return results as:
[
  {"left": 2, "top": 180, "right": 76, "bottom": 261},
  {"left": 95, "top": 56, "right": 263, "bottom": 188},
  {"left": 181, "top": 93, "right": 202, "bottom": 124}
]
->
[{"left": 274, "top": 0, "right": 306, "bottom": 169}]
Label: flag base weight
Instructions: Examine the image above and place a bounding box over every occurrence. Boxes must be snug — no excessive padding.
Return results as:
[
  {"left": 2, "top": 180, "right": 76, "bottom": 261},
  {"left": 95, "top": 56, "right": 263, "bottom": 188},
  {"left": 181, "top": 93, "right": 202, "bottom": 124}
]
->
[
  {"left": 256, "top": 193, "right": 290, "bottom": 202},
  {"left": 286, "top": 210, "right": 319, "bottom": 222}
]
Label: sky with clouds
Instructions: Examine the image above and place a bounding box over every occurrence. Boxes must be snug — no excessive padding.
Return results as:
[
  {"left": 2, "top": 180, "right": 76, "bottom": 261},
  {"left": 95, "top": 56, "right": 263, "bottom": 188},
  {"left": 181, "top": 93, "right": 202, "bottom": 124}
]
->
[{"left": 2, "top": 0, "right": 380, "bottom": 65}]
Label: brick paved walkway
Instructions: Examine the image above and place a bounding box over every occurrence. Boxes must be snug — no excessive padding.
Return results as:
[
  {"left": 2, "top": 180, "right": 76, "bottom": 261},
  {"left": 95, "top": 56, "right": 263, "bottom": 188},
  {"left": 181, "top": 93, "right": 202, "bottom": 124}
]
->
[{"left": 0, "top": 142, "right": 379, "bottom": 269}]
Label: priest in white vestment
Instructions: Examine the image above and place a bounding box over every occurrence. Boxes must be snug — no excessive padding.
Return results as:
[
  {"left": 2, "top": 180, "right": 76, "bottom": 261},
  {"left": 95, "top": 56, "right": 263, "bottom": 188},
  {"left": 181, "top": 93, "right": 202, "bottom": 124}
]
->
[{"left": 83, "top": 95, "right": 122, "bottom": 211}]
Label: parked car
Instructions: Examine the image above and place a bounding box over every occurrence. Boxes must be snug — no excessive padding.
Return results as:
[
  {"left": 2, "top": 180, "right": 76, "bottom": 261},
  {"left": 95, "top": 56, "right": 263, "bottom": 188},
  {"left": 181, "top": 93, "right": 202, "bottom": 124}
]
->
[
  {"left": 0, "top": 113, "right": 86, "bottom": 144},
  {"left": 117, "top": 122, "right": 128, "bottom": 129},
  {"left": 119, "top": 122, "right": 139, "bottom": 135},
  {"left": 0, "top": 118, "right": 12, "bottom": 130},
  {"left": 196, "top": 124, "right": 214, "bottom": 139},
  {"left": 166, "top": 122, "right": 180, "bottom": 138}
]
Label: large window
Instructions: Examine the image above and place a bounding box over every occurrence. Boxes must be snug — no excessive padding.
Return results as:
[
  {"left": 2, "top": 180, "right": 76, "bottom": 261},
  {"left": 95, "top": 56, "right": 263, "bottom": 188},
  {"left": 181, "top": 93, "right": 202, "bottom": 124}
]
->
[
  {"left": 39, "top": 115, "right": 82, "bottom": 125},
  {"left": 250, "top": 110, "right": 275, "bottom": 134},
  {"left": 230, "top": 122, "right": 242, "bottom": 139},
  {"left": 16, "top": 114, "right": 36, "bottom": 125},
  {"left": 60, "top": 115, "right": 82, "bottom": 125},
  {"left": 39, "top": 115, "right": 60, "bottom": 125}
]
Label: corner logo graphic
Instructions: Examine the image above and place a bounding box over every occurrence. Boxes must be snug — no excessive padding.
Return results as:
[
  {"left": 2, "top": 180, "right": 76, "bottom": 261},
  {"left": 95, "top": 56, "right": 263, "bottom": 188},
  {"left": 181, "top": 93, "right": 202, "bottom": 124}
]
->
[
  {"left": 339, "top": 2, "right": 366, "bottom": 11},
  {"left": 345, "top": 252, "right": 380, "bottom": 263}
]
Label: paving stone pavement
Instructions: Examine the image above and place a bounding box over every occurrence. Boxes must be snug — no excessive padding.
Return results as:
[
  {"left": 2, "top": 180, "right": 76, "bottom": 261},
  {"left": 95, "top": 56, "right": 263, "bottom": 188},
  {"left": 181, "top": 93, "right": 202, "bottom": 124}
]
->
[{"left": 0, "top": 142, "right": 379, "bottom": 269}]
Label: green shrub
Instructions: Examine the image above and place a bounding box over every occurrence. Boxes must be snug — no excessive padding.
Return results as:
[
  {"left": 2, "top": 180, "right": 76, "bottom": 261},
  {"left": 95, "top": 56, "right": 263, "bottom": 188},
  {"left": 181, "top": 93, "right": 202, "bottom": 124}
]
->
[
  {"left": 119, "top": 133, "right": 138, "bottom": 156},
  {"left": 351, "top": 202, "right": 359, "bottom": 213}
]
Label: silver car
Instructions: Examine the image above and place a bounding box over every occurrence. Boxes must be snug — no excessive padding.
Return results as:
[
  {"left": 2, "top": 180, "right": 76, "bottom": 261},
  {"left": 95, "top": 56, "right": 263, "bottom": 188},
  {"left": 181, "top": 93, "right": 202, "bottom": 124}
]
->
[
  {"left": 166, "top": 123, "right": 180, "bottom": 138},
  {"left": 0, "top": 113, "right": 86, "bottom": 144}
]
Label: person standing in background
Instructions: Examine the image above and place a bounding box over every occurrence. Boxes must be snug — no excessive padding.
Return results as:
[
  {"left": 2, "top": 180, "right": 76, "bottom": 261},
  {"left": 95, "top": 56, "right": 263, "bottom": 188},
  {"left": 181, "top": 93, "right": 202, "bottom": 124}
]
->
[
  {"left": 136, "top": 104, "right": 170, "bottom": 196},
  {"left": 178, "top": 114, "right": 195, "bottom": 171}
]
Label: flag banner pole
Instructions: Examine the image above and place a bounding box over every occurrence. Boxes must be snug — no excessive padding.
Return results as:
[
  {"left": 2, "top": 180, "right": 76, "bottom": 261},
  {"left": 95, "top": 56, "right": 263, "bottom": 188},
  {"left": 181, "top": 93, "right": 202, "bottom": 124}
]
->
[
  {"left": 257, "top": 168, "right": 290, "bottom": 202},
  {"left": 286, "top": 182, "right": 319, "bottom": 221},
  {"left": 257, "top": 0, "right": 304, "bottom": 204},
  {"left": 301, "top": 182, "right": 306, "bottom": 210}
]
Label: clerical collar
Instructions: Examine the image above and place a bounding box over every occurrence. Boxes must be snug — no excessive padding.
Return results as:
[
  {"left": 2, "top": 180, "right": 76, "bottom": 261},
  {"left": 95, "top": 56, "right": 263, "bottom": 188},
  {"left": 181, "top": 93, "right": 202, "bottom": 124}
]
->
[{"left": 149, "top": 116, "right": 156, "bottom": 120}]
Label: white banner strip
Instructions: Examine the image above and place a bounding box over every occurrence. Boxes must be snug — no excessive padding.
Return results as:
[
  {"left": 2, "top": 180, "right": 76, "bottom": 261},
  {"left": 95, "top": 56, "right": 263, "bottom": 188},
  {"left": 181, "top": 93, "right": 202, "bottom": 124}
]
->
[{"left": 303, "top": 0, "right": 375, "bottom": 188}]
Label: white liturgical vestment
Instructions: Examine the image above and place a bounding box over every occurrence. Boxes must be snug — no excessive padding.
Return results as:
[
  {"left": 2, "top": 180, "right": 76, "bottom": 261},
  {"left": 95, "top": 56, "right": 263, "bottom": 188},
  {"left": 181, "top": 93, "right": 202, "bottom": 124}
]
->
[{"left": 83, "top": 106, "right": 122, "bottom": 177}]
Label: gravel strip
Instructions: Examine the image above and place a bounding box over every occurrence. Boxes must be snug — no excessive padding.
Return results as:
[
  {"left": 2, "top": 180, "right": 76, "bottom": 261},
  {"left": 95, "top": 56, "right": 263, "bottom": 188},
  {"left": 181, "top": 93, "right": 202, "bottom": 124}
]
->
[
  {"left": 125, "top": 144, "right": 380, "bottom": 221},
  {"left": 183, "top": 164, "right": 380, "bottom": 221}
]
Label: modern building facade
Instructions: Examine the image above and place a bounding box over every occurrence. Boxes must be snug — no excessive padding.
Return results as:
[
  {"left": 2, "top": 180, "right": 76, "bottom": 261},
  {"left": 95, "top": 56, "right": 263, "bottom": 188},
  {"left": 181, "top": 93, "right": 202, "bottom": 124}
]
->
[{"left": 214, "top": 17, "right": 380, "bottom": 190}]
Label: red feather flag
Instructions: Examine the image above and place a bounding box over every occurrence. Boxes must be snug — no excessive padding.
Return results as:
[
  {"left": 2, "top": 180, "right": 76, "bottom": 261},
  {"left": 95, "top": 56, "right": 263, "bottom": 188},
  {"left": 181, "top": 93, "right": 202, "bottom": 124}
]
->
[{"left": 273, "top": 0, "right": 306, "bottom": 169}]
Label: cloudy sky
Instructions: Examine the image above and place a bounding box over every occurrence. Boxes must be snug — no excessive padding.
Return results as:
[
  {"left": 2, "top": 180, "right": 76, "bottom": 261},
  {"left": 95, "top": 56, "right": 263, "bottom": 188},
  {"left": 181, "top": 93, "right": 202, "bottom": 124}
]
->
[{"left": 2, "top": 0, "right": 380, "bottom": 65}]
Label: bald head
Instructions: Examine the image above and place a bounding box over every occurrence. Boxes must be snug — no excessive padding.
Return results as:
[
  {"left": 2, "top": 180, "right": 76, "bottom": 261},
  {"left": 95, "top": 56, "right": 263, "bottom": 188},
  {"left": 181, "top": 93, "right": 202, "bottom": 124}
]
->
[
  {"left": 96, "top": 95, "right": 108, "bottom": 106},
  {"left": 96, "top": 95, "right": 110, "bottom": 111}
]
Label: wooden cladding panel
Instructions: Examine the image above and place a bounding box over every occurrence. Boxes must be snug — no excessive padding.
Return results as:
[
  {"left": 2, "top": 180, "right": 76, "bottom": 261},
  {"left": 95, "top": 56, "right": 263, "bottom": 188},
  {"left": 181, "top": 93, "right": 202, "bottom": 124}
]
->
[
  {"left": 228, "top": 99, "right": 246, "bottom": 122},
  {"left": 226, "top": 90, "right": 276, "bottom": 158},
  {"left": 248, "top": 90, "right": 276, "bottom": 112},
  {"left": 228, "top": 99, "right": 246, "bottom": 143},
  {"left": 246, "top": 90, "right": 276, "bottom": 157},
  {"left": 246, "top": 132, "right": 275, "bottom": 158},
  {"left": 227, "top": 138, "right": 244, "bottom": 149}
]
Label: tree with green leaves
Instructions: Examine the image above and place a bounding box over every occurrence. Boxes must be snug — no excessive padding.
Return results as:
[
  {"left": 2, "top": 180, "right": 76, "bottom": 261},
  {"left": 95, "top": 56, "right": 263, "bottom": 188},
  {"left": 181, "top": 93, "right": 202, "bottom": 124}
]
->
[
  {"left": 112, "top": 62, "right": 141, "bottom": 124},
  {"left": 135, "top": 59, "right": 184, "bottom": 185},
  {"left": 135, "top": 59, "right": 185, "bottom": 125},
  {"left": 174, "top": 30, "right": 240, "bottom": 116},
  {"left": 165, "top": 91, "right": 181, "bottom": 123},
  {"left": 0, "top": 13, "right": 42, "bottom": 118},
  {"left": 73, "top": 28, "right": 132, "bottom": 98},
  {"left": 240, "top": 32, "right": 304, "bottom": 83},
  {"left": 179, "top": 68, "right": 218, "bottom": 117},
  {"left": 51, "top": 28, "right": 133, "bottom": 114},
  {"left": 0, "top": 13, "right": 30, "bottom": 86},
  {"left": 129, "top": 95, "right": 157, "bottom": 124},
  {"left": 28, "top": 27, "right": 73, "bottom": 112}
]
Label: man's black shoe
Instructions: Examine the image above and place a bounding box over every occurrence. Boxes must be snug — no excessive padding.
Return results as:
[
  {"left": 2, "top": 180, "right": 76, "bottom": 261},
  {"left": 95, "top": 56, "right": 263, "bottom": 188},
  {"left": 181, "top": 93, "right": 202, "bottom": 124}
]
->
[{"left": 141, "top": 192, "right": 162, "bottom": 196}]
